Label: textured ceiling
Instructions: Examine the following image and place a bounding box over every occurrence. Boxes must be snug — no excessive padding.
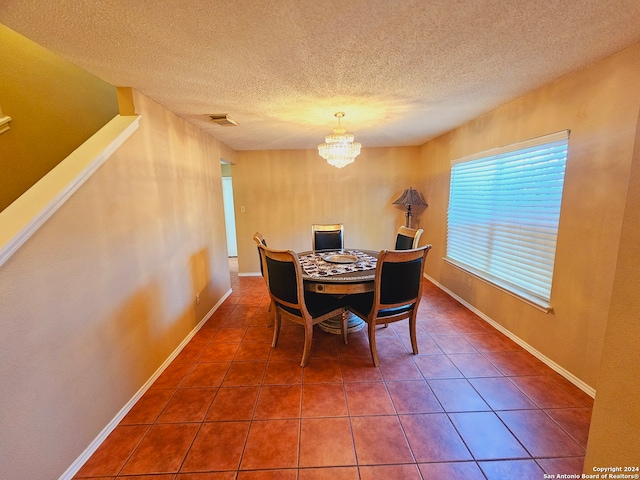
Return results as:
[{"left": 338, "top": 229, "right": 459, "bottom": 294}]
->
[{"left": 2, "top": 0, "right": 640, "bottom": 151}]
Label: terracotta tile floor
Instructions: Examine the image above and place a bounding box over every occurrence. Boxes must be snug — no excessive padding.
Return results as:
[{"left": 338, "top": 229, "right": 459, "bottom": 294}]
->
[{"left": 74, "top": 273, "right": 593, "bottom": 480}]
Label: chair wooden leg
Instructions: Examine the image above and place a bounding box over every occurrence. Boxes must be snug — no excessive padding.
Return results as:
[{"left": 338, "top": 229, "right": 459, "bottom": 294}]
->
[
  {"left": 271, "top": 311, "right": 281, "bottom": 348},
  {"left": 368, "top": 321, "right": 379, "bottom": 367},
  {"left": 267, "top": 300, "right": 274, "bottom": 327},
  {"left": 409, "top": 312, "right": 419, "bottom": 355},
  {"left": 300, "top": 322, "right": 314, "bottom": 367}
]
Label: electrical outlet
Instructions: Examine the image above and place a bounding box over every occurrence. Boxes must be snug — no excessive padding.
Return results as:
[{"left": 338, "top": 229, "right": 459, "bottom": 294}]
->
[
  {"left": 467, "top": 277, "right": 472, "bottom": 288},
  {"left": 195, "top": 293, "right": 200, "bottom": 305}
]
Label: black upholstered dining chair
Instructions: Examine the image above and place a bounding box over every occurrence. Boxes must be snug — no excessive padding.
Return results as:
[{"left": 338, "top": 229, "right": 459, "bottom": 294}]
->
[
  {"left": 258, "top": 244, "right": 346, "bottom": 367},
  {"left": 253, "top": 232, "right": 267, "bottom": 275},
  {"left": 346, "top": 245, "right": 431, "bottom": 366},
  {"left": 253, "top": 232, "right": 273, "bottom": 316},
  {"left": 394, "top": 226, "right": 423, "bottom": 250},
  {"left": 311, "top": 223, "right": 344, "bottom": 251}
]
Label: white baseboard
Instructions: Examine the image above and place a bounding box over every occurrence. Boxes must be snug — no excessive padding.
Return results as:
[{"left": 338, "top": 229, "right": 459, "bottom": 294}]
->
[
  {"left": 59, "top": 288, "right": 232, "bottom": 480},
  {"left": 238, "top": 272, "right": 261, "bottom": 277},
  {"left": 424, "top": 274, "right": 596, "bottom": 399}
]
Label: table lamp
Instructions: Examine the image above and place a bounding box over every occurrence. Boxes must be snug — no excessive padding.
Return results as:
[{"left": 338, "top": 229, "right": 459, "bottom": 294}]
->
[{"left": 392, "top": 187, "right": 428, "bottom": 228}]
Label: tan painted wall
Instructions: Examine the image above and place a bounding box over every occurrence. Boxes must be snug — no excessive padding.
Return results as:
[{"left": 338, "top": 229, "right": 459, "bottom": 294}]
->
[
  {"left": 419, "top": 43, "right": 640, "bottom": 389},
  {"left": 0, "top": 24, "right": 119, "bottom": 211},
  {"left": 0, "top": 90, "right": 231, "bottom": 479},
  {"left": 583, "top": 101, "right": 640, "bottom": 471},
  {"left": 232, "top": 147, "right": 423, "bottom": 274},
  {"left": 1, "top": 20, "right": 637, "bottom": 475}
]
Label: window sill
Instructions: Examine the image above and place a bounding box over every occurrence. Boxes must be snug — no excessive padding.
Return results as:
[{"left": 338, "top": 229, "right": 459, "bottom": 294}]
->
[{"left": 444, "top": 257, "right": 554, "bottom": 313}]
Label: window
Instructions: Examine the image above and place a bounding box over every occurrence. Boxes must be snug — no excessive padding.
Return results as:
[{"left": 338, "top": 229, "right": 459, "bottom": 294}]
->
[{"left": 446, "top": 130, "right": 569, "bottom": 310}]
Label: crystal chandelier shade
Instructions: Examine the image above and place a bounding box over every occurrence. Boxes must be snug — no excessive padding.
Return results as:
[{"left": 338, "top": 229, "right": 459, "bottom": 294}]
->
[{"left": 318, "top": 112, "right": 361, "bottom": 168}]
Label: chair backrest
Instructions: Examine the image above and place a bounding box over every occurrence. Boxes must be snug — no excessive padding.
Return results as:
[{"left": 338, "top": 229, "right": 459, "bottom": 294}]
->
[
  {"left": 375, "top": 246, "right": 431, "bottom": 308},
  {"left": 395, "top": 226, "right": 423, "bottom": 250},
  {"left": 258, "top": 245, "right": 306, "bottom": 316},
  {"left": 253, "top": 232, "right": 268, "bottom": 276},
  {"left": 253, "top": 232, "right": 267, "bottom": 247},
  {"left": 312, "top": 223, "right": 344, "bottom": 251}
]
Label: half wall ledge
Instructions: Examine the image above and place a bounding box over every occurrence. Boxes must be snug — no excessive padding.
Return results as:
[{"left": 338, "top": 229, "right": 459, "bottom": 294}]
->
[{"left": 0, "top": 114, "right": 140, "bottom": 268}]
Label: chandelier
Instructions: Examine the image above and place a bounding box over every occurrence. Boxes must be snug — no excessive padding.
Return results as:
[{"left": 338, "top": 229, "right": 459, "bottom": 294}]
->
[{"left": 318, "top": 112, "right": 362, "bottom": 168}]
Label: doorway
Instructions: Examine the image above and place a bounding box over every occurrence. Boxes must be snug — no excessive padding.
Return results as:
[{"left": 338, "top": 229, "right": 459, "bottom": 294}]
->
[{"left": 221, "top": 176, "right": 238, "bottom": 257}]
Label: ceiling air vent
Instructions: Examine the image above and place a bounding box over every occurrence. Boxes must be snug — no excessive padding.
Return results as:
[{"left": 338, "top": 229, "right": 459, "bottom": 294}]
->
[{"left": 209, "top": 114, "right": 239, "bottom": 126}]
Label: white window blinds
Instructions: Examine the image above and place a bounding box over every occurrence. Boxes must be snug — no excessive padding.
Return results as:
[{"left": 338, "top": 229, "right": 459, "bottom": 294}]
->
[{"left": 446, "top": 130, "right": 569, "bottom": 309}]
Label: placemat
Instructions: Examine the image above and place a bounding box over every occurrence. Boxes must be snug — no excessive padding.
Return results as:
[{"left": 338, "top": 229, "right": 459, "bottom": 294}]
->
[{"left": 299, "top": 250, "right": 377, "bottom": 278}]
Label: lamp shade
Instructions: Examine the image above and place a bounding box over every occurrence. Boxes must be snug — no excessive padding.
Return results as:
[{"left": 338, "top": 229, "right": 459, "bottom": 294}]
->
[{"left": 392, "top": 187, "right": 428, "bottom": 207}]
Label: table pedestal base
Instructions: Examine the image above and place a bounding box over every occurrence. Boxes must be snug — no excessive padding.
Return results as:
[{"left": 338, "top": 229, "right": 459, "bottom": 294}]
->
[{"left": 318, "top": 311, "right": 365, "bottom": 335}]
